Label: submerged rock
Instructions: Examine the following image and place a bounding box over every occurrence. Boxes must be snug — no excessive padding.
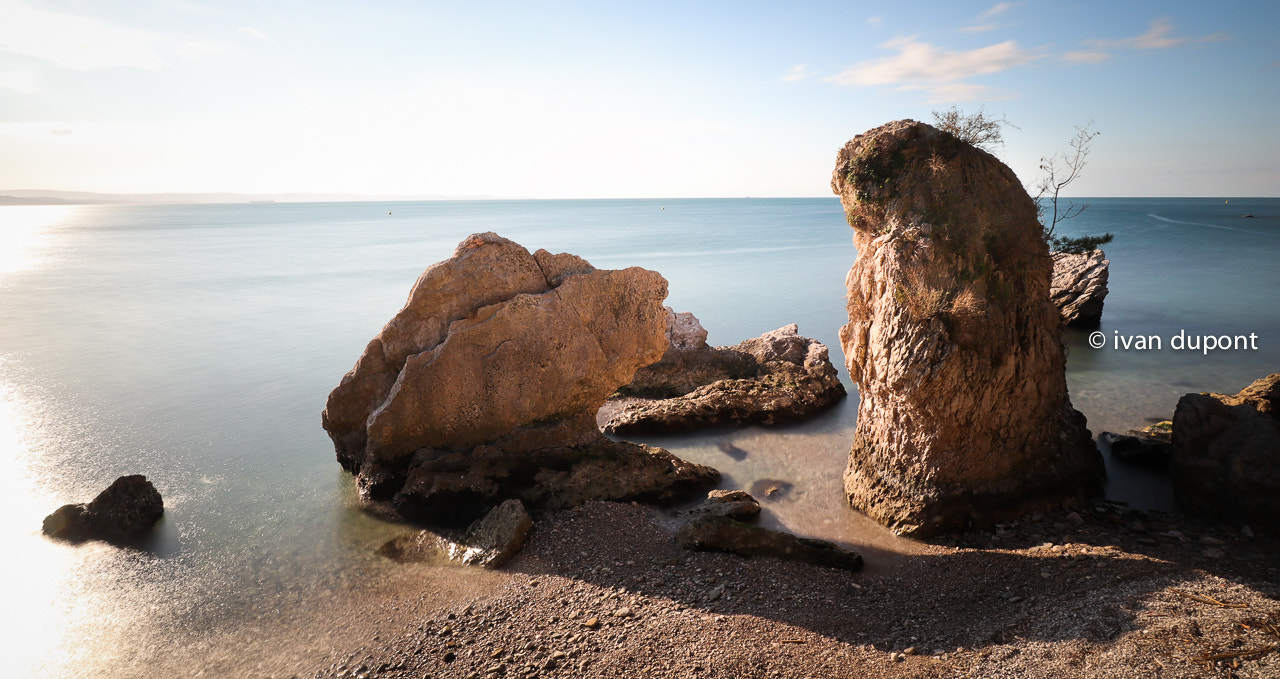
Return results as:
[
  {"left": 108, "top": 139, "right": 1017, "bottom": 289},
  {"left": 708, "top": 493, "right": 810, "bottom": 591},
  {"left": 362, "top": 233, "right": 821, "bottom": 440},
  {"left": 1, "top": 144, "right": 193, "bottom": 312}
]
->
[
  {"left": 379, "top": 499, "right": 534, "bottom": 569},
  {"left": 831, "top": 120, "right": 1104, "bottom": 537},
  {"left": 1050, "top": 250, "right": 1110, "bottom": 327},
  {"left": 42, "top": 475, "right": 164, "bottom": 544},
  {"left": 322, "top": 233, "right": 719, "bottom": 524},
  {"left": 1100, "top": 421, "right": 1172, "bottom": 467},
  {"left": 675, "top": 492, "right": 862, "bottom": 571},
  {"left": 601, "top": 322, "right": 846, "bottom": 434},
  {"left": 1171, "top": 374, "right": 1280, "bottom": 525}
]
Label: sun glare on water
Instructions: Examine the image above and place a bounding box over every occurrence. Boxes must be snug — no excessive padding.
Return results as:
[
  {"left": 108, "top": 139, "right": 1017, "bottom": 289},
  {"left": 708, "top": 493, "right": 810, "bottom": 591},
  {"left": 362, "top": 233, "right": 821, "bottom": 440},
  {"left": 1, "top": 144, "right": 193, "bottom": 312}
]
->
[{"left": 0, "top": 205, "right": 76, "bottom": 275}]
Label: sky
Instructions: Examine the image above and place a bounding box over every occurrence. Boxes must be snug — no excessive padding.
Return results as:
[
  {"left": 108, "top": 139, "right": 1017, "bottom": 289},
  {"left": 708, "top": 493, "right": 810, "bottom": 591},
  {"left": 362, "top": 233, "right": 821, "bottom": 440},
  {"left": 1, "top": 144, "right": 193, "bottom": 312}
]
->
[{"left": 0, "top": 0, "right": 1276, "bottom": 198}]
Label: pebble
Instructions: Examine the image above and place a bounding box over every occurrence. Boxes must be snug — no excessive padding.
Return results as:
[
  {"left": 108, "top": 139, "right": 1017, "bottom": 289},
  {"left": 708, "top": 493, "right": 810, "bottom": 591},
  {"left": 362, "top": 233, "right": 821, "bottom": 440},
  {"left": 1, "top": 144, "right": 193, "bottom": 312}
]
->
[
  {"left": 1199, "top": 536, "right": 1225, "bottom": 546},
  {"left": 1066, "top": 512, "right": 1084, "bottom": 525},
  {"left": 1201, "top": 548, "right": 1225, "bottom": 559},
  {"left": 583, "top": 617, "right": 600, "bottom": 629},
  {"left": 1242, "top": 526, "right": 1255, "bottom": 539}
]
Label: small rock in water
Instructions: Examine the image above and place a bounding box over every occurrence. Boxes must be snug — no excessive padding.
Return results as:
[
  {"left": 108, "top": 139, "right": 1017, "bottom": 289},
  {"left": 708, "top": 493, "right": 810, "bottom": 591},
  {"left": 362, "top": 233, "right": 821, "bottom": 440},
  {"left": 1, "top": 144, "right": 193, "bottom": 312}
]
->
[
  {"left": 748, "top": 479, "right": 794, "bottom": 501},
  {"left": 42, "top": 474, "right": 164, "bottom": 545},
  {"left": 716, "top": 441, "right": 748, "bottom": 461}
]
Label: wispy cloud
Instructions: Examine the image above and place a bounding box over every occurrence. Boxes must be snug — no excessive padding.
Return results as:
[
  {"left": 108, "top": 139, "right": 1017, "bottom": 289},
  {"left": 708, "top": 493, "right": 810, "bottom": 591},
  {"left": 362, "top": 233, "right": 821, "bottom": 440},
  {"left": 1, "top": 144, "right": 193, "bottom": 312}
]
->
[
  {"left": 0, "top": 69, "right": 38, "bottom": 94},
  {"left": 1062, "top": 50, "right": 1109, "bottom": 65},
  {"left": 960, "top": 2, "right": 1017, "bottom": 33},
  {"left": 825, "top": 35, "right": 1042, "bottom": 103},
  {"left": 782, "top": 64, "right": 817, "bottom": 82},
  {"left": 1064, "top": 18, "right": 1229, "bottom": 65},
  {"left": 1083, "top": 18, "right": 1229, "bottom": 52},
  {"left": 237, "top": 27, "right": 270, "bottom": 40},
  {"left": 0, "top": 0, "right": 225, "bottom": 70},
  {"left": 867, "top": 16, "right": 884, "bottom": 29}
]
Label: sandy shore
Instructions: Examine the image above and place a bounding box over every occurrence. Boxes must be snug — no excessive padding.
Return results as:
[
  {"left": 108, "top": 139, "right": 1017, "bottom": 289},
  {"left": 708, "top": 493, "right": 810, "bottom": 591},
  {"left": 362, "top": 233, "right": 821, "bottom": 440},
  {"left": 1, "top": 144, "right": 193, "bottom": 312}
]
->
[{"left": 294, "top": 499, "right": 1278, "bottom": 679}]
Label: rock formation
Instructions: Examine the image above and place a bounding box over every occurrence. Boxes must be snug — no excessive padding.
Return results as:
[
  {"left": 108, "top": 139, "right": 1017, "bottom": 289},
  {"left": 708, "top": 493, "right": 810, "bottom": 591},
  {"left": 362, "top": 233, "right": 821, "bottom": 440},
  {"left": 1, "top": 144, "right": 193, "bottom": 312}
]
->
[
  {"left": 1050, "top": 250, "right": 1110, "bottom": 327},
  {"left": 42, "top": 475, "right": 164, "bottom": 544},
  {"left": 1100, "top": 421, "right": 1171, "bottom": 467},
  {"left": 674, "top": 491, "right": 863, "bottom": 571},
  {"left": 379, "top": 499, "right": 534, "bottom": 568},
  {"left": 602, "top": 322, "right": 846, "bottom": 434},
  {"left": 322, "top": 233, "right": 719, "bottom": 524},
  {"left": 1171, "top": 374, "right": 1280, "bottom": 525},
  {"left": 831, "top": 120, "right": 1104, "bottom": 537}
]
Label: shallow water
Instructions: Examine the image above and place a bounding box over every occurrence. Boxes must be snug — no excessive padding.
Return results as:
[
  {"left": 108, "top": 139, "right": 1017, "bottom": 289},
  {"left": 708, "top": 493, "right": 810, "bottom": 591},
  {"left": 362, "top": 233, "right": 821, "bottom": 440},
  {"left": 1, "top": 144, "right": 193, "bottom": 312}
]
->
[{"left": 1, "top": 198, "right": 1277, "bottom": 676}]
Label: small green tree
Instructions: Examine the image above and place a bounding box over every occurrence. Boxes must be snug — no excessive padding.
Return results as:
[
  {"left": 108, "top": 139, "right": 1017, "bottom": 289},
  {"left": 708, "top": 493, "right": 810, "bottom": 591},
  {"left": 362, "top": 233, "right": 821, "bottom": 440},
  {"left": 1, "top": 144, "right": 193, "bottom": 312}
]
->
[{"left": 931, "top": 108, "right": 1114, "bottom": 255}]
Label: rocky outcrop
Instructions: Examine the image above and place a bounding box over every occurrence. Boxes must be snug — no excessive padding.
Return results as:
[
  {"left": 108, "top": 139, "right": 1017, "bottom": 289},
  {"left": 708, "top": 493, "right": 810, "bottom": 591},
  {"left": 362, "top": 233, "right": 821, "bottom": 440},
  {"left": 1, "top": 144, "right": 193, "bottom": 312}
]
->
[
  {"left": 379, "top": 499, "right": 534, "bottom": 568},
  {"left": 601, "top": 323, "right": 846, "bottom": 434},
  {"left": 675, "top": 491, "right": 863, "bottom": 571},
  {"left": 42, "top": 475, "right": 164, "bottom": 544},
  {"left": 1171, "top": 374, "right": 1280, "bottom": 525},
  {"left": 322, "top": 233, "right": 719, "bottom": 524},
  {"left": 1100, "top": 421, "right": 1171, "bottom": 467},
  {"left": 832, "top": 120, "right": 1104, "bottom": 537},
  {"left": 616, "top": 309, "right": 756, "bottom": 399},
  {"left": 1050, "top": 250, "right": 1110, "bottom": 327}
]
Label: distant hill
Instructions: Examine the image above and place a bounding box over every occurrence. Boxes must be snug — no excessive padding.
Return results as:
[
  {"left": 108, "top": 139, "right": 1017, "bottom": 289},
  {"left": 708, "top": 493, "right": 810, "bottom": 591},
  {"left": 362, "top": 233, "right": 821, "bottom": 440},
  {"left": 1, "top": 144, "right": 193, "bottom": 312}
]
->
[{"left": 0, "top": 190, "right": 499, "bottom": 205}]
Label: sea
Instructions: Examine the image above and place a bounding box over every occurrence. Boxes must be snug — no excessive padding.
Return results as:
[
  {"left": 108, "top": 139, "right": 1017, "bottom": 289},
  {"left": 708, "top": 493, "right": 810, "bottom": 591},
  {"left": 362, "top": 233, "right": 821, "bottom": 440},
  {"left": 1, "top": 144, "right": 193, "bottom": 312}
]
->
[{"left": 1, "top": 197, "right": 1277, "bottom": 677}]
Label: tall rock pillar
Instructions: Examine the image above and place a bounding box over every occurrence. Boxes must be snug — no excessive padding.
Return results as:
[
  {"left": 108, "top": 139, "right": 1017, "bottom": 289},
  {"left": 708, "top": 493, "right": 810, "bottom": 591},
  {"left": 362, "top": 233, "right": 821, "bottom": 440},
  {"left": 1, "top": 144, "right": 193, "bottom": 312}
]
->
[{"left": 831, "top": 120, "right": 1104, "bottom": 537}]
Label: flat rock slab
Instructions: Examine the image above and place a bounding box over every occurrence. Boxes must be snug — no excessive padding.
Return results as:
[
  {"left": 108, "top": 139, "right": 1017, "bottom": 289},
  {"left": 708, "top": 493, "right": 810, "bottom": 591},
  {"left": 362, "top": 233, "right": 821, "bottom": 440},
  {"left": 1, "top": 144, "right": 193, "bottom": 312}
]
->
[{"left": 602, "top": 324, "right": 846, "bottom": 434}]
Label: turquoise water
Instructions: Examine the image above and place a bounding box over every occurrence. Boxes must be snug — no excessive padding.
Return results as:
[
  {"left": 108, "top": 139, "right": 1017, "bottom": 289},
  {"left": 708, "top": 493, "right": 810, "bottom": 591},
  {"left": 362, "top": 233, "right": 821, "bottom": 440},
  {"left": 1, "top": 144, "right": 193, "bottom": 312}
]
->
[{"left": 0, "top": 198, "right": 1276, "bottom": 676}]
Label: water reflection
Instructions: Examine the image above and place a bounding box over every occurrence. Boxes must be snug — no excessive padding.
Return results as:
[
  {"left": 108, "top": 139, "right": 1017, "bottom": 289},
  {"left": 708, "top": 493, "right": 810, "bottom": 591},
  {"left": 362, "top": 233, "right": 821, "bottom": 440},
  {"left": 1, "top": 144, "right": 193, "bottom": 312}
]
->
[{"left": 0, "top": 205, "right": 75, "bottom": 275}]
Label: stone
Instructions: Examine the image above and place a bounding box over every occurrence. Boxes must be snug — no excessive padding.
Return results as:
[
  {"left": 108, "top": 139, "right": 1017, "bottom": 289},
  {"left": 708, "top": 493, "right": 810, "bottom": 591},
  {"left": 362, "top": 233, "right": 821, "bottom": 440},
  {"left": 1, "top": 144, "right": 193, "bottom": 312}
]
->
[
  {"left": 601, "top": 323, "right": 847, "bottom": 434},
  {"left": 675, "top": 512, "right": 863, "bottom": 572},
  {"left": 676, "top": 489, "right": 761, "bottom": 522},
  {"left": 831, "top": 120, "right": 1104, "bottom": 537},
  {"left": 1050, "top": 250, "right": 1110, "bottom": 327},
  {"left": 378, "top": 499, "right": 533, "bottom": 568},
  {"left": 616, "top": 308, "right": 755, "bottom": 399},
  {"left": 1170, "top": 374, "right": 1280, "bottom": 525},
  {"left": 1100, "top": 421, "right": 1172, "bottom": 467},
  {"left": 749, "top": 479, "right": 794, "bottom": 501},
  {"left": 322, "top": 233, "right": 719, "bottom": 523},
  {"left": 42, "top": 475, "right": 164, "bottom": 544}
]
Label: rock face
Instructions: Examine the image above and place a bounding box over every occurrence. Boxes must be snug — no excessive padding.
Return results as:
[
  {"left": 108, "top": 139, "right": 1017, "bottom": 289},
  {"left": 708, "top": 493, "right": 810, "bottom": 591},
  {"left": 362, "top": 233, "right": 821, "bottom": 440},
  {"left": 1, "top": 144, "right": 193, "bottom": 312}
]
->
[
  {"left": 322, "top": 233, "right": 719, "bottom": 524},
  {"left": 616, "top": 309, "right": 756, "bottom": 399},
  {"left": 602, "top": 323, "right": 846, "bottom": 434},
  {"left": 1050, "top": 250, "right": 1110, "bottom": 327},
  {"left": 675, "top": 491, "right": 863, "bottom": 571},
  {"left": 42, "top": 475, "right": 164, "bottom": 544},
  {"left": 1171, "top": 374, "right": 1280, "bottom": 525},
  {"left": 379, "top": 499, "right": 534, "bottom": 568},
  {"left": 831, "top": 120, "right": 1104, "bottom": 537}
]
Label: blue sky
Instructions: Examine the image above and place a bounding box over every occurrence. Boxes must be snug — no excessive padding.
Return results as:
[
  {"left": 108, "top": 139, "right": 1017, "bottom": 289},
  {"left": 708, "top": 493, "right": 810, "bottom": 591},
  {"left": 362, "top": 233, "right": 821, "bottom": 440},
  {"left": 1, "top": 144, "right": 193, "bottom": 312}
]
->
[{"left": 1, "top": 1, "right": 1276, "bottom": 198}]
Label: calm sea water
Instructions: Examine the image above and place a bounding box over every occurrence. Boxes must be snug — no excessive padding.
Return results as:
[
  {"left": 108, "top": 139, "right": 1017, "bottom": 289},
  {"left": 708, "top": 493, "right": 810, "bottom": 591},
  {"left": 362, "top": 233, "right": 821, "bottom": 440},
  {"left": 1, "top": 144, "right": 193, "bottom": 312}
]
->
[{"left": 1, "top": 197, "right": 1277, "bottom": 676}]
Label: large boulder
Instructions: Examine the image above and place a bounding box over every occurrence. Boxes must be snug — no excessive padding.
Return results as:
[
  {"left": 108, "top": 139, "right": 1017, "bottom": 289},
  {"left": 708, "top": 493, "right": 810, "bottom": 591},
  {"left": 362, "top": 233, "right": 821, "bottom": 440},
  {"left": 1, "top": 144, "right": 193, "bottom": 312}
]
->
[
  {"left": 1171, "top": 374, "right": 1280, "bottom": 525},
  {"left": 831, "top": 120, "right": 1104, "bottom": 537},
  {"left": 42, "top": 475, "right": 164, "bottom": 544},
  {"left": 602, "top": 323, "right": 846, "bottom": 434},
  {"left": 1050, "top": 250, "right": 1110, "bottom": 327},
  {"left": 322, "top": 233, "right": 719, "bottom": 524}
]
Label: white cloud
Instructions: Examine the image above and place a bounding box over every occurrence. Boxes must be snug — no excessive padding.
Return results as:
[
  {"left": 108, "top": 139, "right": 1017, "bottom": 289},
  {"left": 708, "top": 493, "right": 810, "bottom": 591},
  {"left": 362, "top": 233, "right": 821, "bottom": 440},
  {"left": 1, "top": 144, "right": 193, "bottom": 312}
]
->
[
  {"left": 867, "top": 16, "right": 883, "bottom": 28},
  {"left": 1067, "top": 18, "right": 1229, "bottom": 67},
  {"left": 0, "top": 70, "right": 38, "bottom": 94},
  {"left": 824, "top": 36, "right": 1041, "bottom": 101},
  {"left": 782, "top": 64, "right": 816, "bottom": 82}
]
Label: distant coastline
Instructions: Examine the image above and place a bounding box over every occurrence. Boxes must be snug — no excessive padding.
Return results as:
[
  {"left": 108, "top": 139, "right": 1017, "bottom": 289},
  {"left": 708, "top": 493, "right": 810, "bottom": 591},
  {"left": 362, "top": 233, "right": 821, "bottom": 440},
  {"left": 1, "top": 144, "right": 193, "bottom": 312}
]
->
[{"left": 0, "top": 189, "right": 502, "bottom": 205}]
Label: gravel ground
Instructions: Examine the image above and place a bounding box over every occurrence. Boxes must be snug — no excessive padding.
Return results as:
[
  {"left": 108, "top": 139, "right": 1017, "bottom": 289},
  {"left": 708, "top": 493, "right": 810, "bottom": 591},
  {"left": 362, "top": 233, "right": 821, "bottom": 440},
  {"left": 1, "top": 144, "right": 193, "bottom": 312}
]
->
[{"left": 304, "top": 500, "right": 1279, "bottom": 679}]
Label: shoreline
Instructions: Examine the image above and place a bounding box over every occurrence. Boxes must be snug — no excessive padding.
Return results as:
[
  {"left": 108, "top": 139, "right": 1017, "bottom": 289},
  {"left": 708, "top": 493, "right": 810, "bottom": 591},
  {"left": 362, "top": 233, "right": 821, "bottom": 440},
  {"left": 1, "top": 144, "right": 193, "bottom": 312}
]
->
[{"left": 296, "top": 500, "right": 1278, "bottom": 679}]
